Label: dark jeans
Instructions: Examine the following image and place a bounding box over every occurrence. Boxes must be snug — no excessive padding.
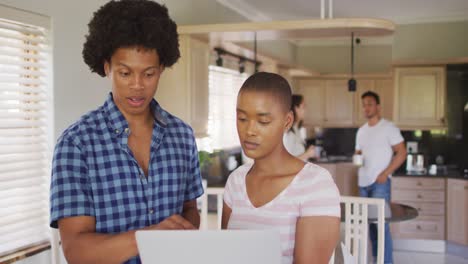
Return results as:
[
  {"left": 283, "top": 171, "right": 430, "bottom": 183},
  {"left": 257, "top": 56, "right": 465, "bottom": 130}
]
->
[{"left": 359, "top": 179, "right": 393, "bottom": 264}]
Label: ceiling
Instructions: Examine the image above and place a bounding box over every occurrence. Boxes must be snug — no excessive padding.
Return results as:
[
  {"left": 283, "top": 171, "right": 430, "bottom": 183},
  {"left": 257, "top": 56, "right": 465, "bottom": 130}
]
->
[
  {"left": 213, "top": 0, "right": 468, "bottom": 47},
  {"left": 216, "top": 0, "right": 468, "bottom": 24}
]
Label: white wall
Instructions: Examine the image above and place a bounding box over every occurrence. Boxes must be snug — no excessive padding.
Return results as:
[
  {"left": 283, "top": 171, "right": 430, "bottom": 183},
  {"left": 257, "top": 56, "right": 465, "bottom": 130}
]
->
[
  {"left": 0, "top": 0, "right": 247, "bottom": 140},
  {"left": 0, "top": 0, "right": 109, "bottom": 139},
  {"left": 0, "top": 1, "right": 245, "bottom": 264}
]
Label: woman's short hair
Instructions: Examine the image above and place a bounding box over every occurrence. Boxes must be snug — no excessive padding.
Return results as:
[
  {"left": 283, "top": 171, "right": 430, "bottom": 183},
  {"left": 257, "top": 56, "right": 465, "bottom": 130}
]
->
[
  {"left": 239, "top": 72, "right": 292, "bottom": 113},
  {"left": 82, "top": 0, "right": 180, "bottom": 77}
]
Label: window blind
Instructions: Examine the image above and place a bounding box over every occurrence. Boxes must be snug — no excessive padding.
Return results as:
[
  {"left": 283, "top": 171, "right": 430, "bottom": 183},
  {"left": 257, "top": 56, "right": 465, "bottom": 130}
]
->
[
  {"left": 0, "top": 17, "right": 51, "bottom": 256},
  {"left": 207, "top": 65, "right": 249, "bottom": 150}
]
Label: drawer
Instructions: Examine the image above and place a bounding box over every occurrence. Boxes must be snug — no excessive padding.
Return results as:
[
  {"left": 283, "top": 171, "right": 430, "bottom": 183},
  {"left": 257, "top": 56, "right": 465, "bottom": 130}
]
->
[
  {"left": 391, "top": 216, "right": 445, "bottom": 240},
  {"left": 391, "top": 201, "right": 445, "bottom": 216},
  {"left": 392, "top": 177, "right": 445, "bottom": 190},
  {"left": 392, "top": 189, "right": 445, "bottom": 202}
]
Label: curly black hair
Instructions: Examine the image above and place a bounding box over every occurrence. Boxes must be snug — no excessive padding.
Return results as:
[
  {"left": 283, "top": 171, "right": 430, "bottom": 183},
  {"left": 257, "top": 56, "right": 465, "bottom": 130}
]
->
[{"left": 82, "top": 0, "right": 180, "bottom": 77}]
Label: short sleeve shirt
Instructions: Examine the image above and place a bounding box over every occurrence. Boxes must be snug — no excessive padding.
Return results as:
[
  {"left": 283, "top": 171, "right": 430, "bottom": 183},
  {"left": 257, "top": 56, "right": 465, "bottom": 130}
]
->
[
  {"left": 355, "top": 118, "right": 404, "bottom": 186},
  {"left": 50, "top": 93, "right": 204, "bottom": 264},
  {"left": 223, "top": 162, "right": 340, "bottom": 264},
  {"left": 283, "top": 126, "right": 306, "bottom": 157}
]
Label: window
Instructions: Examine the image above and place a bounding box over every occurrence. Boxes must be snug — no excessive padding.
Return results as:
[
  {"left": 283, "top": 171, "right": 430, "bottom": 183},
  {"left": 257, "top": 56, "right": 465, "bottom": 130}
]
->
[
  {"left": 206, "top": 65, "right": 249, "bottom": 150},
  {"left": 0, "top": 10, "right": 52, "bottom": 257}
]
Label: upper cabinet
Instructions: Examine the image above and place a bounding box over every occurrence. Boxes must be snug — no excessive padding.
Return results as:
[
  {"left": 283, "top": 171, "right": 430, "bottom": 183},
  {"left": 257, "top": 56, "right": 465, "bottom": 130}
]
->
[
  {"left": 354, "top": 78, "right": 394, "bottom": 126},
  {"left": 157, "top": 36, "right": 209, "bottom": 137},
  {"left": 296, "top": 79, "right": 326, "bottom": 126},
  {"left": 297, "top": 79, "right": 354, "bottom": 128},
  {"left": 297, "top": 76, "right": 393, "bottom": 129},
  {"left": 393, "top": 66, "right": 446, "bottom": 129},
  {"left": 325, "top": 79, "right": 354, "bottom": 127}
]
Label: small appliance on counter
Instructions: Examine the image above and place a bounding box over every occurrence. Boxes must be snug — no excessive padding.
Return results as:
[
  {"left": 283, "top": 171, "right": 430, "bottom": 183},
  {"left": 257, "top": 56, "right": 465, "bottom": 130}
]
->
[{"left": 406, "top": 149, "right": 426, "bottom": 174}]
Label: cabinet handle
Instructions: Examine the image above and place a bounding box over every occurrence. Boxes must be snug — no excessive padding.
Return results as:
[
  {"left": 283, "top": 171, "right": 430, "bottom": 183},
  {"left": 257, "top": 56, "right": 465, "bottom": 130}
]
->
[
  {"left": 417, "top": 194, "right": 422, "bottom": 199},
  {"left": 417, "top": 182, "right": 422, "bottom": 186},
  {"left": 440, "top": 117, "right": 445, "bottom": 124},
  {"left": 416, "top": 225, "right": 422, "bottom": 230},
  {"left": 417, "top": 208, "right": 422, "bottom": 212}
]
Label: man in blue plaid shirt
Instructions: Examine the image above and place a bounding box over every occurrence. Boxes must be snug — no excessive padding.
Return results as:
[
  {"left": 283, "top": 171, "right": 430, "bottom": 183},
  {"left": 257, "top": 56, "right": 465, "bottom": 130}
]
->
[{"left": 49, "top": 1, "right": 204, "bottom": 263}]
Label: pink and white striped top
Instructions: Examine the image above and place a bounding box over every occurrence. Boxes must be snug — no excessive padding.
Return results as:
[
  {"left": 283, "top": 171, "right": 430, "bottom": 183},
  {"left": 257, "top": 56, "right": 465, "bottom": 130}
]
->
[{"left": 223, "top": 162, "right": 340, "bottom": 264}]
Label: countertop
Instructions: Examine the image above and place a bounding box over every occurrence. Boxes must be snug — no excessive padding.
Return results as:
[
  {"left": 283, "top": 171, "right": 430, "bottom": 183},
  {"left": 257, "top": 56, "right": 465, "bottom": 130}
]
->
[
  {"left": 392, "top": 170, "right": 468, "bottom": 180},
  {"left": 309, "top": 156, "right": 353, "bottom": 164}
]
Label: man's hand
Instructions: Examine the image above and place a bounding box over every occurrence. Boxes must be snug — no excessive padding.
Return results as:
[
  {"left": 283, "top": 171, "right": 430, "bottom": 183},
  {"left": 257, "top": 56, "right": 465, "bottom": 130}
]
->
[
  {"left": 375, "top": 172, "right": 388, "bottom": 184},
  {"left": 150, "top": 214, "right": 196, "bottom": 230}
]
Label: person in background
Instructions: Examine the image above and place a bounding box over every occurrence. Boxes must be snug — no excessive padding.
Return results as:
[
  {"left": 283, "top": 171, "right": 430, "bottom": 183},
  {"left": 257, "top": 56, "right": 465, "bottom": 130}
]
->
[
  {"left": 283, "top": 94, "right": 316, "bottom": 161},
  {"left": 49, "top": 1, "right": 204, "bottom": 263},
  {"left": 222, "top": 72, "right": 340, "bottom": 264},
  {"left": 355, "top": 91, "right": 407, "bottom": 264}
]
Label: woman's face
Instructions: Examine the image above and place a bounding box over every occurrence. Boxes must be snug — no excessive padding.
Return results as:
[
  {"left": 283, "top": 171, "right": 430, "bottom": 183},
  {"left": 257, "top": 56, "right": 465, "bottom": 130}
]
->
[
  {"left": 295, "top": 101, "right": 306, "bottom": 123},
  {"left": 236, "top": 90, "right": 293, "bottom": 160}
]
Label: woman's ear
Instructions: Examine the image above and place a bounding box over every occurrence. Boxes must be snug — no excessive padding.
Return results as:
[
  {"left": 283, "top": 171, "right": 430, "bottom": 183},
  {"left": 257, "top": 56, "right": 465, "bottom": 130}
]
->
[{"left": 285, "top": 110, "right": 294, "bottom": 131}]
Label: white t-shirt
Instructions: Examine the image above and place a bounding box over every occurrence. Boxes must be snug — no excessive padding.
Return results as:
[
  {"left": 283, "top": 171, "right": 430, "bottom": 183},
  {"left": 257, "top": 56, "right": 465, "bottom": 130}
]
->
[
  {"left": 283, "top": 126, "right": 307, "bottom": 156},
  {"left": 223, "top": 162, "right": 340, "bottom": 264},
  {"left": 355, "top": 119, "right": 404, "bottom": 187}
]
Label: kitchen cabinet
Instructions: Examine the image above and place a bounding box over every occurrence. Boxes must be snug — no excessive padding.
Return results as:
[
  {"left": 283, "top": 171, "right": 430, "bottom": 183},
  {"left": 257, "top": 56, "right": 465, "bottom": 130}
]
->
[
  {"left": 391, "top": 177, "right": 446, "bottom": 240},
  {"left": 335, "top": 162, "right": 359, "bottom": 196},
  {"left": 325, "top": 80, "right": 354, "bottom": 127},
  {"left": 318, "top": 162, "right": 358, "bottom": 196},
  {"left": 354, "top": 78, "right": 394, "bottom": 126},
  {"left": 447, "top": 178, "right": 468, "bottom": 245},
  {"left": 298, "top": 77, "right": 393, "bottom": 128},
  {"left": 157, "top": 35, "right": 209, "bottom": 137},
  {"left": 393, "top": 66, "right": 446, "bottom": 129},
  {"left": 297, "top": 79, "right": 354, "bottom": 128},
  {"left": 296, "top": 79, "right": 326, "bottom": 127}
]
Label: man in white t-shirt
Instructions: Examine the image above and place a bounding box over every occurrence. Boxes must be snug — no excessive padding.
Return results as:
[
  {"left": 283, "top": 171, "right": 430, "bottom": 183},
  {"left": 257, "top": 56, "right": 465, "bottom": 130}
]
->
[{"left": 355, "top": 91, "right": 407, "bottom": 264}]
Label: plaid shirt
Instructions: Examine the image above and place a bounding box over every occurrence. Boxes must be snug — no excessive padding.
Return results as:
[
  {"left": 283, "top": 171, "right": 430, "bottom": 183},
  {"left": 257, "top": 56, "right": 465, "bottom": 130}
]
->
[{"left": 50, "top": 93, "right": 204, "bottom": 264}]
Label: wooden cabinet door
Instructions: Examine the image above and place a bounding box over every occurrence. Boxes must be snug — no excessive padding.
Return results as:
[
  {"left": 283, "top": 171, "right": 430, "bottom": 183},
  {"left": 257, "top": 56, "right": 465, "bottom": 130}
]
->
[
  {"left": 189, "top": 38, "right": 209, "bottom": 137},
  {"left": 335, "top": 163, "right": 359, "bottom": 196},
  {"left": 157, "top": 36, "right": 209, "bottom": 137},
  {"left": 393, "top": 67, "right": 446, "bottom": 128},
  {"left": 375, "top": 79, "right": 394, "bottom": 121},
  {"left": 354, "top": 79, "right": 375, "bottom": 126},
  {"left": 447, "top": 179, "right": 468, "bottom": 245},
  {"left": 354, "top": 78, "right": 393, "bottom": 126},
  {"left": 325, "top": 80, "right": 354, "bottom": 127},
  {"left": 296, "top": 79, "right": 326, "bottom": 127}
]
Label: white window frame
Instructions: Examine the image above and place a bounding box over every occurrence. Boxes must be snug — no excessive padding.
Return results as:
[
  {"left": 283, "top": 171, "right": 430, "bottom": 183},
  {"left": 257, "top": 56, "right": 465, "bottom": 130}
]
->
[{"left": 0, "top": 4, "right": 53, "bottom": 261}]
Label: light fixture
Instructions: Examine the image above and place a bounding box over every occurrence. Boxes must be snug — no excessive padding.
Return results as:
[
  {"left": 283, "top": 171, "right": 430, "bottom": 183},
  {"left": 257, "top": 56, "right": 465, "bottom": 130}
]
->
[
  {"left": 213, "top": 47, "right": 261, "bottom": 72},
  {"left": 348, "top": 32, "right": 360, "bottom": 92},
  {"left": 216, "top": 50, "right": 223, "bottom": 67},
  {"left": 239, "top": 58, "right": 245, "bottom": 74}
]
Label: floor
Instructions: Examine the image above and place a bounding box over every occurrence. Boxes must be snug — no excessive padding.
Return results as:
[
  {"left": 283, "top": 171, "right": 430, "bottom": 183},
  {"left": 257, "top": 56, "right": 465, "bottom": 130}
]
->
[
  {"left": 393, "top": 250, "right": 468, "bottom": 264},
  {"left": 206, "top": 213, "right": 468, "bottom": 264}
]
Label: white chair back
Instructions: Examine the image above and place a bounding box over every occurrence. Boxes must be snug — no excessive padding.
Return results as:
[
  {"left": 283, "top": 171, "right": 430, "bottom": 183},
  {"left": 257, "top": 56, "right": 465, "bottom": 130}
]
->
[
  {"left": 329, "top": 196, "right": 385, "bottom": 264},
  {"left": 199, "top": 187, "right": 224, "bottom": 230},
  {"left": 199, "top": 190, "right": 386, "bottom": 264}
]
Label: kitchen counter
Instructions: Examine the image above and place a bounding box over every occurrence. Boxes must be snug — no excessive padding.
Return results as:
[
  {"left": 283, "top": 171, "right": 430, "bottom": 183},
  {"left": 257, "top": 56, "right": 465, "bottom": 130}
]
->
[
  {"left": 309, "top": 156, "right": 353, "bottom": 164},
  {"left": 393, "top": 170, "right": 468, "bottom": 180}
]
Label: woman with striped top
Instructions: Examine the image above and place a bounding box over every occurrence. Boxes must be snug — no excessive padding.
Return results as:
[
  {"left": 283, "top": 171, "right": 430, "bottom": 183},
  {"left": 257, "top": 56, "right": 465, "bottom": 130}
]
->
[{"left": 222, "top": 72, "right": 340, "bottom": 264}]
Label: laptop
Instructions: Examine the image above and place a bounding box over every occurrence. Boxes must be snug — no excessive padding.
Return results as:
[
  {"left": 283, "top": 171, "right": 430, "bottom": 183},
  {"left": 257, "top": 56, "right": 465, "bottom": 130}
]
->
[{"left": 135, "top": 230, "right": 281, "bottom": 264}]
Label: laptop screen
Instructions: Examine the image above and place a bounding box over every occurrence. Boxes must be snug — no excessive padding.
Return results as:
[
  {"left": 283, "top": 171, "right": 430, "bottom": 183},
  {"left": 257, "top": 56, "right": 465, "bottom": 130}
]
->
[{"left": 135, "top": 230, "right": 281, "bottom": 264}]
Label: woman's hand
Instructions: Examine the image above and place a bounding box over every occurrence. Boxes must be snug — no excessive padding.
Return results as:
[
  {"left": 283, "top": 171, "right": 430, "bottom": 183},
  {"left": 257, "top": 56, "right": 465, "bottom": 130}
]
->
[{"left": 298, "top": 145, "right": 316, "bottom": 161}]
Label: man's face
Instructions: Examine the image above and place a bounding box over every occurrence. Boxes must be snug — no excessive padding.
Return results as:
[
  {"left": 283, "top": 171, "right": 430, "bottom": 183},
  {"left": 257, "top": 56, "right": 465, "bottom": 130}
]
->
[
  {"left": 361, "top": 95, "right": 380, "bottom": 119},
  {"left": 236, "top": 90, "right": 293, "bottom": 160},
  {"left": 104, "top": 46, "right": 164, "bottom": 119}
]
